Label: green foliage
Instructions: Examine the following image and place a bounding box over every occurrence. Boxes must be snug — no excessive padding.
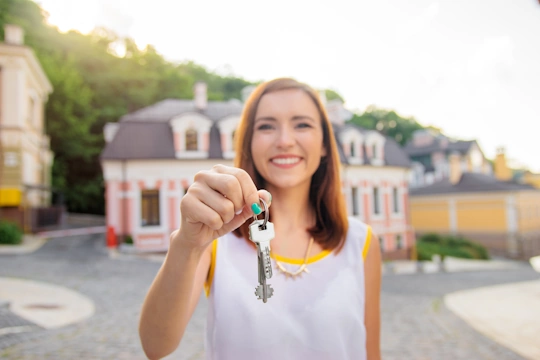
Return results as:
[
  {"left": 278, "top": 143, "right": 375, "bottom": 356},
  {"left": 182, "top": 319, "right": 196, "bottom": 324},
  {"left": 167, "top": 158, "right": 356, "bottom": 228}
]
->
[
  {"left": 1, "top": 0, "right": 262, "bottom": 215},
  {"left": 0, "top": 221, "right": 23, "bottom": 245},
  {"left": 416, "top": 233, "right": 490, "bottom": 261},
  {"left": 349, "top": 105, "right": 425, "bottom": 146},
  {"left": 1, "top": 0, "right": 379, "bottom": 215},
  {"left": 324, "top": 89, "right": 344, "bottom": 102},
  {"left": 124, "top": 235, "right": 133, "bottom": 244}
]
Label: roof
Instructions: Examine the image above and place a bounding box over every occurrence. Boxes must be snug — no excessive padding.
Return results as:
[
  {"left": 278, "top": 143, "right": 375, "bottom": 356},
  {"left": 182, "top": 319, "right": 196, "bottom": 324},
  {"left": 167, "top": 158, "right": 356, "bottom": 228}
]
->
[
  {"left": 0, "top": 43, "right": 53, "bottom": 95},
  {"left": 384, "top": 137, "right": 412, "bottom": 167},
  {"left": 333, "top": 123, "right": 411, "bottom": 168},
  {"left": 410, "top": 172, "right": 537, "bottom": 196},
  {"left": 403, "top": 137, "right": 477, "bottom": 157},
  {"left": 102, "top": 99, "right": 411, "bottom": 168},
  {"left": 120, "top": 99, "right": 244, "bottom": 123},
  {"left": 101, "top": 122, "right": 175, "bottom": 160}
]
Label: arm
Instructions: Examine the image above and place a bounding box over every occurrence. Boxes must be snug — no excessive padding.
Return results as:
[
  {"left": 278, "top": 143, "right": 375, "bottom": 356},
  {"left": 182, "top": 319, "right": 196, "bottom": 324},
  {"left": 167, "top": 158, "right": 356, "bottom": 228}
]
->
[
  {"left": 139, "top": 233, "right": 211, "bottom": 360},
  {"left": 364, "top": 233, "right": 382, "bottom": 360},
  {"left": 138, "top": 165, "right": 271, "bottom": 360}
]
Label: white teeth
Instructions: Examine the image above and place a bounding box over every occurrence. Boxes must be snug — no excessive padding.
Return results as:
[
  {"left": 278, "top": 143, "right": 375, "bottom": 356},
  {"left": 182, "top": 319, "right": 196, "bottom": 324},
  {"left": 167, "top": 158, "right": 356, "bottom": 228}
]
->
[{"left": 272, "top": 158, "right": 300, "bottom": 165}]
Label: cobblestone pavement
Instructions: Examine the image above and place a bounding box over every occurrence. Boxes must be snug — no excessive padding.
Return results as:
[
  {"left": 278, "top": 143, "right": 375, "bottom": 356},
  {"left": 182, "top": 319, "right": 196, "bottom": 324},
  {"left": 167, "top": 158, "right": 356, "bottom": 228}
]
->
[{"left": 0, "top": 234, "right": 538, "bottom": 359}]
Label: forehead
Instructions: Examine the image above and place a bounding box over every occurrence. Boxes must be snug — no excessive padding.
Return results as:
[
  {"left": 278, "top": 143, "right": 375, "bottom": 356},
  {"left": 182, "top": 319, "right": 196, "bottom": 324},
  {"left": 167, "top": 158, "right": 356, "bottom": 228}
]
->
[{"left": 256, "top": 88, "right": 320, "bottom": 118}]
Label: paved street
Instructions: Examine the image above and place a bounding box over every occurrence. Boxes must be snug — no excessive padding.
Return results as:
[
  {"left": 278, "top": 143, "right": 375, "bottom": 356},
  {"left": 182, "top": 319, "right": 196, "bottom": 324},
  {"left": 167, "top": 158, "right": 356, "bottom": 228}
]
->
[{"left": 0, "top": 234, "right": 538, "bottom": 359}]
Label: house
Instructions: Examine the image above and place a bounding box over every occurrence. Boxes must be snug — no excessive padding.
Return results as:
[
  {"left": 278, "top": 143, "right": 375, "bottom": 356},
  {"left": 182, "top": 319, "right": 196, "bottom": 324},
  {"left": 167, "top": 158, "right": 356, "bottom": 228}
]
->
[
  {"left": 523, "top": 171, "right": 540, "bottom": 189},
  {"left": 493, "top": 146, "right": 540, "bottom": 189},
  {"left": 404, "top": 129, "right": 492, "bottom": 188},
  {"left": 409, "top": 168, "right": 540, "bottom": 260},
  {"left": 0, "top": 25, "right": 54, "bottom": 230},
  {"left": 100, "top": 85, "right": 414, "bottom": 260}
]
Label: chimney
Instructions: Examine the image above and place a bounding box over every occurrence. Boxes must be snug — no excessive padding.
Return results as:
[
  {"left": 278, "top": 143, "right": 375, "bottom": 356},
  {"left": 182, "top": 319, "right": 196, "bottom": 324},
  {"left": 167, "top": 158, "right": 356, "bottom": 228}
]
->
[
  {"left": 449, "top": 152, "right": 462, "bottom": 185},
  {"left": 4, "top": 24, "right": 24, "bottom": 45},
  {"left": 104, "top": 123, "right": 120, "bottom": 143},
  {"left": 494, "top": 147, "right": 512, "bottom": 181},
  {"left": 194, "top": 82, "right": 207, "bottom": 110}
]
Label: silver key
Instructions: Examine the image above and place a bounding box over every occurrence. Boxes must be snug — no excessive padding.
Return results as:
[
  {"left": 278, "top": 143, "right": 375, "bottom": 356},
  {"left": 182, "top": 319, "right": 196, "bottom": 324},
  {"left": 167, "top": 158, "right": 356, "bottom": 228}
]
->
[
  {"left": 249, "top": 219, "right": 274, "bottom": 279},
  {"left": 249, "top": 199, "right": 275, "bottom": 303}
]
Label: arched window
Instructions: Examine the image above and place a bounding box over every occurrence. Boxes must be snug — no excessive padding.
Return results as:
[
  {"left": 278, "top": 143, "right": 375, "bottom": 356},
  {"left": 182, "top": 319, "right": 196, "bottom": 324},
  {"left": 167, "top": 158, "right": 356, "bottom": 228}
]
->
[
  {"left": 350, "top": 142, "right": 356, "bottom": 157},
  {"left": 185, "top": 128, "right": 198, "bottom": 151}
]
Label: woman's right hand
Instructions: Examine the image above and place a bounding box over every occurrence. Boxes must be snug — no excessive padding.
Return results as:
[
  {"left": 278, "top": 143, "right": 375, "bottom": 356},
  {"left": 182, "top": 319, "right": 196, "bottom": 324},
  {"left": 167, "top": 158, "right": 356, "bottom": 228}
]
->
[{"left": 173, "top": 164, "right": 271, "bottom": 252}]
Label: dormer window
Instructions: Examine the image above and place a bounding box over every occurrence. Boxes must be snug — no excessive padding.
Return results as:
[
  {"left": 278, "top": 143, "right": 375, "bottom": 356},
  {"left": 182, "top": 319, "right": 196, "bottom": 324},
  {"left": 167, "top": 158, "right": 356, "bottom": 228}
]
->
[
  {"left": 185, "top": 128, "right": 198, "bottom": 151},
  {"left": 365, "top": 131, "right": 385, "bottom": 166},
  {"left": 339, "top": 127, "right": 364, "bottom": 165}
]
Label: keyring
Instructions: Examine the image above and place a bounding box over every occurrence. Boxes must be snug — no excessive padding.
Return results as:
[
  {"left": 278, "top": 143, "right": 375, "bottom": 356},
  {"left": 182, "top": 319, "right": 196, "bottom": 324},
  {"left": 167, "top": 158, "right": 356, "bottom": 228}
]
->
[{"left": 253, "top": 198, "right": 269, "bottom": 228}]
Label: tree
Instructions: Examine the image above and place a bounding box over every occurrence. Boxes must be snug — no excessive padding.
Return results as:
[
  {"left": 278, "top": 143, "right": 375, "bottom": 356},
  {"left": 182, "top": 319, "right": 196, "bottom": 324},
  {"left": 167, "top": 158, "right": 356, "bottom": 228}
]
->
[{"left": 349, "top": 106, "right": 425, "bottom": 146}]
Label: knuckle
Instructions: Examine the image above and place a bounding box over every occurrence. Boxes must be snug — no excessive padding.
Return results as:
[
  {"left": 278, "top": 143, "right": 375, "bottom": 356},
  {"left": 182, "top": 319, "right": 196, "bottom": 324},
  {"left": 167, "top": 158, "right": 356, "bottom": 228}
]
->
[
  {"left": 193, "top": 170, "right": 208, "bottom": 182},
  {"left": 169, "top": 229, "right": 179, "bottom": 242},
  {"left": 222, "top": 201, "right": 235, "bottom": 223},
  {"left": 208, "top": 214, "right": 223, "bottom": 230},
  {"left": 223, "top": 176, "right": 238, "bottom": 193},
  {"left": 212, "top": 164, "right": 225, "bottom": 172}
]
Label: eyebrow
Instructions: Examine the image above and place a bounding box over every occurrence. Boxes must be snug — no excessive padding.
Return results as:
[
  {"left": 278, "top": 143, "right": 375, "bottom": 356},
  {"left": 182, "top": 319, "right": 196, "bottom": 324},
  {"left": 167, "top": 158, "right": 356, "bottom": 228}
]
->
[{"left": 254, "top": 115, "right": 316, "bottom": 123}]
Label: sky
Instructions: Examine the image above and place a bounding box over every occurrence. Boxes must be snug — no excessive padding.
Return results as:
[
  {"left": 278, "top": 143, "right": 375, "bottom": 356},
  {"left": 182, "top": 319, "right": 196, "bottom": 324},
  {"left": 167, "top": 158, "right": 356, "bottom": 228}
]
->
[{"left": 35, "top": 0, "right": 540, "bottom": 172}]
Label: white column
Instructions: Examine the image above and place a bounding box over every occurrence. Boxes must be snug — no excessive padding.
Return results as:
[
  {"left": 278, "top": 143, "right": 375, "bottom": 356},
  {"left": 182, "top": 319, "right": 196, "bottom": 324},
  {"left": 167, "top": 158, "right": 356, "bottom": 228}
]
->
[
  {"left": 449, "top": 199, "right": 457, "bottom": 234},
  {"left": 505, "top": 195, "right": 519, "bottom": 256}
]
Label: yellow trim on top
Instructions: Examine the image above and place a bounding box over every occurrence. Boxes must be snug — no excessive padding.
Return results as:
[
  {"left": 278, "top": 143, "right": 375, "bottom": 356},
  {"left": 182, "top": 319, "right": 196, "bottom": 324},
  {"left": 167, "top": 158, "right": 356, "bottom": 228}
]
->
[
  {"left": 271, "top": 249, "right": 331, "bottom": 265},
  {"left": 204, "top": 239, "right": 217, "bottom": 297},
  {"left": 362, "top": 226, "right": 372, "bottom": 260}
]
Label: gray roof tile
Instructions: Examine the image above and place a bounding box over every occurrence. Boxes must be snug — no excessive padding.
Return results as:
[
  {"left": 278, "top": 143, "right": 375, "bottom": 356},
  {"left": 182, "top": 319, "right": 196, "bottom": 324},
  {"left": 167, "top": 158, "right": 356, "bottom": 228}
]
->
[
  {"left": 100, "top": 122, "right": 175, "bottom": 160},
  {"left": 410, "top": 172, "right": 536, "bottom": 196},
  {"left": 102, "top": 100, "right": 412, "bottom": 168},
  {"left": 120, "top": 99, "right": 244, "bottom": 122},
  {"left": 403, "top": 138, "right": 476, "bottom": 157}
]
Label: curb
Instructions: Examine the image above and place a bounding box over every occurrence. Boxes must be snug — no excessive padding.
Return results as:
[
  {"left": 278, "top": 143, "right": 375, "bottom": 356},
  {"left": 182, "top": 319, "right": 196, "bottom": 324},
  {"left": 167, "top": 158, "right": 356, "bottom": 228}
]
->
[{"left": 0, "top": 235, "right": 47, "bottom": 255}]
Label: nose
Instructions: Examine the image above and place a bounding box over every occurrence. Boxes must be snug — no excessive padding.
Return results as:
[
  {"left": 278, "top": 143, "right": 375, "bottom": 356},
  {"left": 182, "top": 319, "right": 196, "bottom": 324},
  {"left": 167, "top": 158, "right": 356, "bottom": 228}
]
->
[{"left": 276, "top": 126, "right": 295, "bottom": 149}]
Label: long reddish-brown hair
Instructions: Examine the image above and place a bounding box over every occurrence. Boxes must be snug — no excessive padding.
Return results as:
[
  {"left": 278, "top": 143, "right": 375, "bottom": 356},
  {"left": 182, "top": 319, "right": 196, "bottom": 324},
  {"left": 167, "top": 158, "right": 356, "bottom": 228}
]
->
[{"left": 233, "top": 78, "right": 349, "bottom": 253}]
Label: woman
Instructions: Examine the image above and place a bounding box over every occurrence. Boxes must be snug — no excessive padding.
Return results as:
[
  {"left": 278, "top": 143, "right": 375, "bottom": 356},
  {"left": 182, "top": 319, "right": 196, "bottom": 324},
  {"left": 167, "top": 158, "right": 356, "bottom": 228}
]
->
[{"left": 139, "top": 78, "right": 382, "bottom": 360}]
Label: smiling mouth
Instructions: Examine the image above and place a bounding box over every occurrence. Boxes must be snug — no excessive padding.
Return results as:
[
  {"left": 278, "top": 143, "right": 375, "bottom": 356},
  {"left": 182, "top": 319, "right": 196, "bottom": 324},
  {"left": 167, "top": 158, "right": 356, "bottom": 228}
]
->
[{"left": 271, "top": 157, "right": 301, "bottom": 165}]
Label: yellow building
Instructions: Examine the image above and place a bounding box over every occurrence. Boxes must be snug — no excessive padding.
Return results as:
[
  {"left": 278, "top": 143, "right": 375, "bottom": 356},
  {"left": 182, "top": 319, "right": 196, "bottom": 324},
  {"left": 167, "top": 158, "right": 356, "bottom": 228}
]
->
[
  {"left": 0, "top": 24, "right": 53, "bottom": 209},
  {"left": 410, "top": 172, "right": 540, "bottom": 260},
  {"left": 523, "top": 171, "right": 540, "bottom": 189}
]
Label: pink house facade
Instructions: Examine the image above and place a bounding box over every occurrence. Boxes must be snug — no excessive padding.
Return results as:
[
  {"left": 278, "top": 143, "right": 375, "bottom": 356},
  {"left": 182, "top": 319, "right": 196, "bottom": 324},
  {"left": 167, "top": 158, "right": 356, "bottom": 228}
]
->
[{"left": 100, "top": 84, "right": 415, "bottom": 259}]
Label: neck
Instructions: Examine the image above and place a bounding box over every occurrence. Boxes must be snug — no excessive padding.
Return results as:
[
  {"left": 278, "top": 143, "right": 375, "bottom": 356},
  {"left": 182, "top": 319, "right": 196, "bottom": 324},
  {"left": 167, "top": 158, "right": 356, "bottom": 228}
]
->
[{"left": 266, "top": 184, "right": 315, "bottom": 234}]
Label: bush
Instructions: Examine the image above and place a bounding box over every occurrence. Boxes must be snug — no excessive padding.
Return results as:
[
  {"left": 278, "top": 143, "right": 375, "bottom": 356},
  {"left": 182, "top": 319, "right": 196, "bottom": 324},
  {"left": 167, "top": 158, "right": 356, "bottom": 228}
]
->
[
  {"left": 124, "top": 235, "right": 133, "bottom": 244},
  {"left": 0, "top": 221, "right": 23, "bottom": 245},
  {"left": 416, "top": 233, "right": 490, "bottom": 261}
]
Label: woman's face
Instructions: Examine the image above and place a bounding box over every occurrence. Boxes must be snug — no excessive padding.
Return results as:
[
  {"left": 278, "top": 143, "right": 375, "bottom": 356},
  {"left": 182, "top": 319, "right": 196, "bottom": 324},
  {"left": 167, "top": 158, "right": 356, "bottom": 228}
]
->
[{"left": 251, "top": 88, "right": 326, "bottom": 191}]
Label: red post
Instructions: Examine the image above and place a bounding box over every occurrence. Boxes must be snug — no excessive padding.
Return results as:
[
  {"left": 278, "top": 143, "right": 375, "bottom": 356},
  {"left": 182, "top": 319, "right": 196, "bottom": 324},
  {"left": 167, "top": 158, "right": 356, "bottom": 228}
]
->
[{"left": 106, "top": 226, "right": 117, "bottom": 248}]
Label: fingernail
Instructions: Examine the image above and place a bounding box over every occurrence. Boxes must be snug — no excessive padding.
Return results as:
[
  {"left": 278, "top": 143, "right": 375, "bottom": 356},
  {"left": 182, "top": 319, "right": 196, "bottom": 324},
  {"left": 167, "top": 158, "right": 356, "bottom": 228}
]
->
[
  {"left": 251, "top": 202, "right": 262, "bottom": 215},
  {"left": 235, "top": 209, "right": 243, "bottom": 215},
  {"left": 268, "top": 192, "right": 272, "bottom": 203}
]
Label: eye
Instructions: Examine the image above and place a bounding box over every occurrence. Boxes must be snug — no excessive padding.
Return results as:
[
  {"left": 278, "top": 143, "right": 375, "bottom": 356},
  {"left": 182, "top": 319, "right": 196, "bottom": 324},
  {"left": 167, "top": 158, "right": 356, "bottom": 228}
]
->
[
  {"left": 296, "top": 122, "right": 312, "bottom": 129},
  {"left": 256, "top": 123, "right": 274, "bottom": 131}
]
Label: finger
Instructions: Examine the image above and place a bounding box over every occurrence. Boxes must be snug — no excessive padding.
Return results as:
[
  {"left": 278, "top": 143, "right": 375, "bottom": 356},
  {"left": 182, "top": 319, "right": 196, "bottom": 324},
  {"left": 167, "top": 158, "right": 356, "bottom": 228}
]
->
[
  {"left": 181, "top": 195, "right": 225, "bottom": 231},
  {"left": 217, "top": 204, "right": 254, "bottom": 236},
  {"left": 189, "top": 183, "right": 237, "bottom": 225},
  {"left": 213, "top": 165, "right": 261, "bottom": 216},
  {"left": 257, "top": 189, "right": 272, "bottom": 208},
  {"left": 199, "top": 172, "right": 244, "bottom": 213}
]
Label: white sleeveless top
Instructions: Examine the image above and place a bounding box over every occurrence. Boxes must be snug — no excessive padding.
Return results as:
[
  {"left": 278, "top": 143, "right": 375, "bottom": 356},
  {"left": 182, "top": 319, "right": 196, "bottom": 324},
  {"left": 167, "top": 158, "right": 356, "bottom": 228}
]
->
[{"left": 204, "top": 217, "right": 372, "bottom": 360}]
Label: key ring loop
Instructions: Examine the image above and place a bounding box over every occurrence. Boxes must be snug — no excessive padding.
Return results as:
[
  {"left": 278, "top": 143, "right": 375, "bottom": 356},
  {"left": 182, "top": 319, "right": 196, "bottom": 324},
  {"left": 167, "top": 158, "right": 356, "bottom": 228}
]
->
[{"left": 253, "top": 198, "right": 269, "bottom": 227}]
